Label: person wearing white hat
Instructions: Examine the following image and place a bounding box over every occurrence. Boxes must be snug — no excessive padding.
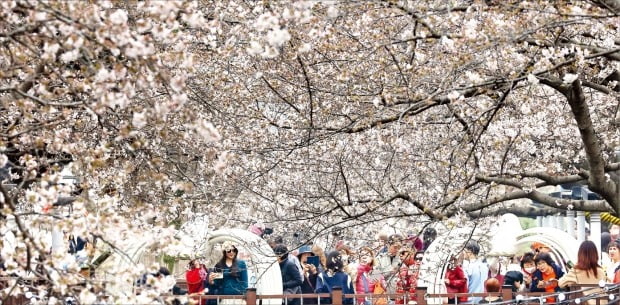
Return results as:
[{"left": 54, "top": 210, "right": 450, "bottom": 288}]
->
[{"left": 208, "top": 241, "right": 248, "bottom": 297}]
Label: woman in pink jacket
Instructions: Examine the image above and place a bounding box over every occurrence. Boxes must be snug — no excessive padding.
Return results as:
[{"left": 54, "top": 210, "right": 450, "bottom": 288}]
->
[{"left": 356, "top": 247, "right": 384, "bottom": 305}]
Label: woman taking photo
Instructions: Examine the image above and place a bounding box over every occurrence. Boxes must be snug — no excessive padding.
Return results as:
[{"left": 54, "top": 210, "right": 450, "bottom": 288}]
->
[
  {"left": 558, "top": 240, "right": 605, "bottom": 305},
  {"left": 208, "top": 241, "right": 248, "bottom": 299}
]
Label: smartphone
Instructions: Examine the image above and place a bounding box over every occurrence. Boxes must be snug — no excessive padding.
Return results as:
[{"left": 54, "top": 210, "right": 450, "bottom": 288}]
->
[{"left": 306, "top": 256, "right": 320, "bottom": 268}]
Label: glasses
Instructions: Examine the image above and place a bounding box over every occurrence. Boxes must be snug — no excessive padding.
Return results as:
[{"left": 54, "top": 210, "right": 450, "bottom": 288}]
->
[{"left": 225, "top": 249, "right": 236, "bottom": 253}]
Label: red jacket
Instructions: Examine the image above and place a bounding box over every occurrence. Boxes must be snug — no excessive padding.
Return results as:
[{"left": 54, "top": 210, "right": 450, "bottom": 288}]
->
[
  {"left": 356, "top": 264, "right": 380, "bottom": 304},
  {"left": 186, "top": 267, "right": 207, "bottom": 305},
  {"left": 445, "top": 266, "right": 468, "bottom": 303},
  {"left": 395, "top": 261, "right": 420, "bottom": 304}
]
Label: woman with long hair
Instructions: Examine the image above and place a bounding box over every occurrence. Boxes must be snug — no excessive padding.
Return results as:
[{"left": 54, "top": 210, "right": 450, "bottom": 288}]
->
[
  {"left": 186, "top": 259, "right": 208, "bottom": 305},
  {"left": 208, "top": 241, "right": 248, "bottom": 297},
  {"left": 558, "top": 240, "right": 605, "bottom": 305}
]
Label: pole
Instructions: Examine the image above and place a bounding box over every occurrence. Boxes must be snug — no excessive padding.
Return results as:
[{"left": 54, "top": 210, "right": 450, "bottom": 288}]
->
[
  {"left": 591, "top": 213, "right": 602, "bottom": 257},
  {"left": 577, "top": 211, "right": 586, "bottom": 243},
  {"left": 566, "top": 210, "right": 576, "bottom": 238},
  {"left": 245, "top": 288, "right": 257, "bottom": 305},
  {"left": 536, "top": 216, "right": 543, "bottom": 227}
]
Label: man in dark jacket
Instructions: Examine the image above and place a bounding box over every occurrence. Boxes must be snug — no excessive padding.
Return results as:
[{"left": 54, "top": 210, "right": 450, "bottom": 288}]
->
[{"left": 274, "top": 244, "right": 303, "bottom": 305}]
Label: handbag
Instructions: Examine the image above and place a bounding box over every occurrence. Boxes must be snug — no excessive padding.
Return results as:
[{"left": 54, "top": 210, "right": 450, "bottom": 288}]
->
[{"left": 372, "top": 282, "right": 387, "bottom": 305}]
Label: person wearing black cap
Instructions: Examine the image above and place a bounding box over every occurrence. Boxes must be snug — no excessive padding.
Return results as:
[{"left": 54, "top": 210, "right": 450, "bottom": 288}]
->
[
  {"left": 503, "top": 270, "right": 524, "bottom": 295},
  {"left": 274, "top": 244, "right": 303, "bottom": 305},
  {"left": 315, "top": 251, "right": 355, "bottom": 305}
]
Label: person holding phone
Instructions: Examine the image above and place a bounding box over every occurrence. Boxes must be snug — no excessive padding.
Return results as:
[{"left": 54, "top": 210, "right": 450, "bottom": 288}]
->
[
  {"left": 208, "top": 241, "right": 248, "bottom": 298},
  {"left": 297, "top": 245, "right": 319, "bottom": 305}
]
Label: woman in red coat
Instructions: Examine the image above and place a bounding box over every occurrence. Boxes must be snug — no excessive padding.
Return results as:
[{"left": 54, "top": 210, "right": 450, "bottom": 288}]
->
[
  {"left": 186, "top": 259, "right": 208, "bottom": 305},
  {"left": 444, "top": 255, "right": 467, "bottom": 304}
]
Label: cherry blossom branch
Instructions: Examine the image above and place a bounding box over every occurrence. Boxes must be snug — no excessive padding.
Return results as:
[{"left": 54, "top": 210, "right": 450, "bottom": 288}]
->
[
  {"left": 297, "top": 56, "right": 315, "bottom": 133},
  {"left": 473, "top": 174, "right": 612, "bottom": 212},
  {"left": 13, "top": 89, "right": 83, "bottom": 108},
  {"left": 261, "top": 76, "right": 301, "bottom": 114},
  {"left": 380, "top": 0, "right": 451, "bottom": 39},
  {"left": 467, "top": 204, "right": 564, "bottom": 218},
  {"left": 538, "top": 76, "right": 619, "bottom": 210},
  {"left": 343, "top": 88, "right": 483, "bottom": 133}
]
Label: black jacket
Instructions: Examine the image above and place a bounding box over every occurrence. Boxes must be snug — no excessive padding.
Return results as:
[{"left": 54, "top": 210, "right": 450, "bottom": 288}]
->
[
  {"left": 300, "top": 272, "right": 319, "bottom": 304},
  {"left": 530, "top": 263, "right": 564, "bottom": 293},
  {"left": 280, "top": 257, "right": 303, "bottom": 290}
]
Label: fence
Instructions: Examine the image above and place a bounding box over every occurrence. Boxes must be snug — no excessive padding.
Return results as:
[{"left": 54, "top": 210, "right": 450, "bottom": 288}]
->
[{"left": 3, "top": 279, "right": 620, "bottom": 305}]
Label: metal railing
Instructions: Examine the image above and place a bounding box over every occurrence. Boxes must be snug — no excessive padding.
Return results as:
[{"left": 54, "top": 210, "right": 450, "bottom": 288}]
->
[{"left": 3, "top": 279, "right": 620, "bottom": 305}]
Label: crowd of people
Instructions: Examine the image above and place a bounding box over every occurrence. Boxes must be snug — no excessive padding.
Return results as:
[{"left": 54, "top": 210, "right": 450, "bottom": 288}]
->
[
  {"left": 169, "top": 231, "right": 432, "bottom": 305},
  {"left": 140, "top": 224, "right": 620, "bottom": 305},
  {"left": 445, "top": 238, "right": 620, "bottom": 305}
]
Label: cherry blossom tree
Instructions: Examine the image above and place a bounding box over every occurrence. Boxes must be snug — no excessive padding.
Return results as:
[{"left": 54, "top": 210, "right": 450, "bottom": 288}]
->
[
  {"left": 0, "top": 0, "right": 619, "bottom": 302},
  {"left": 1, "top": 1, "right": 228, "bottom": 302},
  {"left": 196, "top": 0, "right": 619, "bottom": 240}
]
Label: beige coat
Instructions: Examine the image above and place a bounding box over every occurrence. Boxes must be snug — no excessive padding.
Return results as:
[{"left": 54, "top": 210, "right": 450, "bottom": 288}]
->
[{"left": 558, "top": 267, "right": 606, "bottom": 305}]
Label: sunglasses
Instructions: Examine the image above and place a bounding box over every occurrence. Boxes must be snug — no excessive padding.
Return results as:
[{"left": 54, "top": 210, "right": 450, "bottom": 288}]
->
[{"left": 225, "top": 249, "right": 236, "bottom": 253}]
